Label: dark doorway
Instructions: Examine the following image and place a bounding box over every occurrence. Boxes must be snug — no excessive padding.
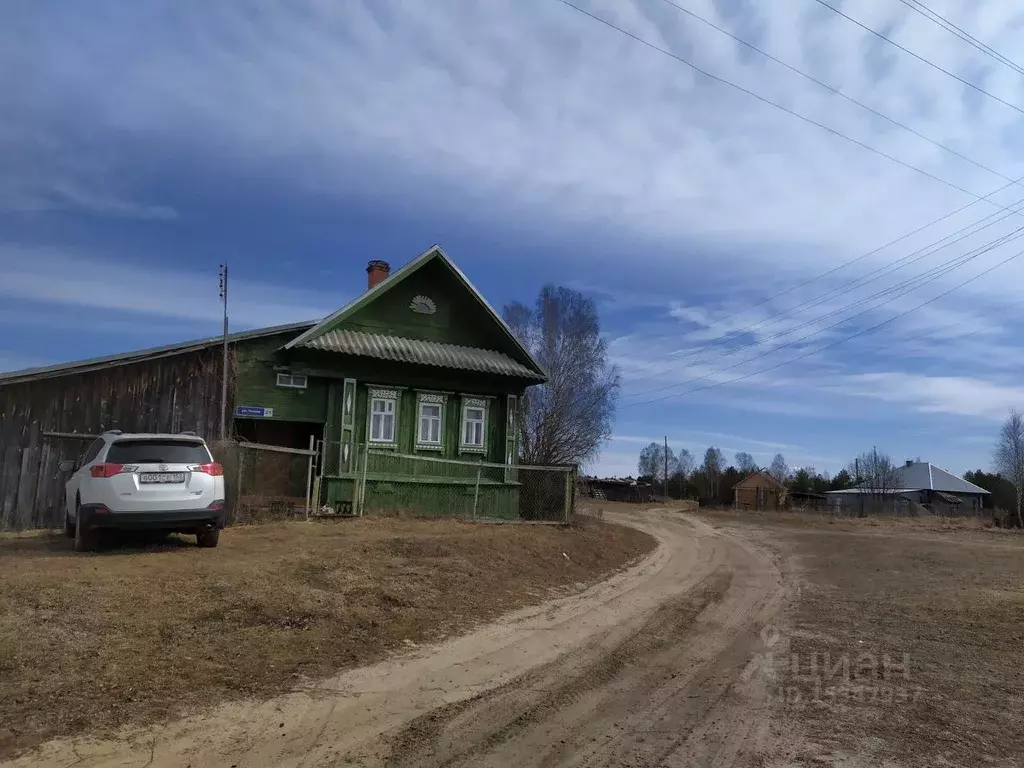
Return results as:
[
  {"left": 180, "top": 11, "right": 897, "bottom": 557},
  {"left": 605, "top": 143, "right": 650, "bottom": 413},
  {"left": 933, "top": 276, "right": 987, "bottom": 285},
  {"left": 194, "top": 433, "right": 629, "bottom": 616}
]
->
[{"left": 234, "top": 419, "right": 322, "bottom": 449}]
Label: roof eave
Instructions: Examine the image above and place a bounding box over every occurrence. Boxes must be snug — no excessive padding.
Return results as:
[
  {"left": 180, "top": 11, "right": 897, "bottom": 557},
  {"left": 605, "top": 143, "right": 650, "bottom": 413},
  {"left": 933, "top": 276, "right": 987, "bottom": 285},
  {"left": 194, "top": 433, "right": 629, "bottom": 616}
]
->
[
  {"left": 0, "top": 320, "right": 317, "bottom": 387},
  {"left": 282, "top": 245, "right": 547, "bottom": 379}
]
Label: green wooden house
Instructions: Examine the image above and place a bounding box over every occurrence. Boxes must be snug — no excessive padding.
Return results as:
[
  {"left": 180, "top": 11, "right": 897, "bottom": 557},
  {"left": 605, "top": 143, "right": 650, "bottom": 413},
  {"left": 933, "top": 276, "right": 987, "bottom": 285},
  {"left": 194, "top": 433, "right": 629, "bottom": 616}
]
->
[{"left": 231, "top": 245, "right": 548, "bottom": 517}]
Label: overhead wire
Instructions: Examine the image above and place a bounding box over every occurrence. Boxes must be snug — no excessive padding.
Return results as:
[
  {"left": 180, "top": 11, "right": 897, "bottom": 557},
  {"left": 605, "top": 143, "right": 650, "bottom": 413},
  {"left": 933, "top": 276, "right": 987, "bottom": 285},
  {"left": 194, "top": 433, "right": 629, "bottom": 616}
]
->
[
  {"left": 623, "top": 191, "right": 1024, "bottom": 390},
  {"left": 554, "top": 0, "right": 995, "bottom": 199},
  {"left": 655, "top": 0, "right": 1022, "bottom": 184},
  {"left": 892, "top": 0, "right": 1024, "bottom": 76},
  {"left": 620, "top": 222, "right": 1024, "bottom": 403},
  {"left": 554, "top": 0, "right": 1024, "bottom": 387},
  {"left": 620, "top": 237, "right": 1024, "bottom": 409},
  {"left": 809, "top": 0, "right": 1024, "bottom": 117}
]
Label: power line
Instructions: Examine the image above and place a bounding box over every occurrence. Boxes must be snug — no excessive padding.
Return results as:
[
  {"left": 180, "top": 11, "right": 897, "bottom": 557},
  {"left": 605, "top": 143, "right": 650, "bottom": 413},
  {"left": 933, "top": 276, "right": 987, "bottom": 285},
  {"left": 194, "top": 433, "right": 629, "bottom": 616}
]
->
[
  {"left": 616, "top": 173, "right": 1023, "bottom": 385},
  {"left": 621, "top": 237, "right": 1024, "bottom": 409},
  {"left": 553, "top": 0, "right": 1024, "bottom": 400},
  {"left": 553, "top": 0, "right": 989, "bottom": 199},
  {"left": 810, "top": 0, "right": 1024, "bottom": 117},
  {"left": 894, "top": 0, "right": 1024, "bottom": 76},
  {"left": 618, "top": 192, "right": 1024, "bottom": 391},
  {"left": 865, "top": 292, "right": 1024, "bottom": 353},
  {"left": 656, "top": 0, "right": 1021, "bottom": 184},
  {"left": 621, "top": 223, "right": 1024, "bottom": 402}
]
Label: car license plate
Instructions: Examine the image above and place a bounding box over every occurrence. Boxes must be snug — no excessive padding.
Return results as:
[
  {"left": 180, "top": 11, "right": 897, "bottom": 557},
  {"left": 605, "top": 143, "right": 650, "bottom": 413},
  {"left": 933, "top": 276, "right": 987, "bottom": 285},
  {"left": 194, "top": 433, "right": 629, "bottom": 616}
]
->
[{"left": 139, "top": 472, "right": 186, "bottom": 484}]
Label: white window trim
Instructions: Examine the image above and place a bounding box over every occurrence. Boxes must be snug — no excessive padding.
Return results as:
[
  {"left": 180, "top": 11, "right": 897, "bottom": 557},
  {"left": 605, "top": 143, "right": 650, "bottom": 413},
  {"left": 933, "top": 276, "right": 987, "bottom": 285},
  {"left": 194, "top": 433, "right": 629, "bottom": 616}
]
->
[
  {"left": 367, "top": 388, "right": 400, "bottom": 446},
  {"left": 415, "top": 392, "right": 447, "bottom": 450},
  {"left": 459, "top": 397, "right": 488, "bottom": 454},
  {"left": 276, "top": 372, "right": 308, "bottom": 389}
]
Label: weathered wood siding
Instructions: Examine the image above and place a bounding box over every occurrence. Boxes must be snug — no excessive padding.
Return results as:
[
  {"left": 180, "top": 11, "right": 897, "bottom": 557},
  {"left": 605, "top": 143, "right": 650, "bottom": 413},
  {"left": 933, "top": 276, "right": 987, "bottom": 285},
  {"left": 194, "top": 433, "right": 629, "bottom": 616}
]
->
[{"left": 0, "top": 348, "right": 229, "bottom": 530}]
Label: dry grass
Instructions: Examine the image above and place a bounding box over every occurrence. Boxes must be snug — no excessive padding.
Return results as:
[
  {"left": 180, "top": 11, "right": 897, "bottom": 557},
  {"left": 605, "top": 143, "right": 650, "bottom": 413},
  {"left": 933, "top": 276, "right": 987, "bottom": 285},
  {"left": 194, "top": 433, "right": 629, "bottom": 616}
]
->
[
  {"left": 698, "top": 509, "right": 1024, "bottom": 767},
  {"left": 0, "top": 517, "right": 654, "bottom": 759}
]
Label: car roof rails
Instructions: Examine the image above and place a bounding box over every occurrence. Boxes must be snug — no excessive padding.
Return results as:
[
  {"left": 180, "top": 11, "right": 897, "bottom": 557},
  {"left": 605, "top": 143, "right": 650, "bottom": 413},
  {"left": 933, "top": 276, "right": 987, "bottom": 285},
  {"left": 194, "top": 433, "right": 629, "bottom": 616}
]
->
[
  {"left": 179, "top": 430, "right": 197, "bottom": 436},
  {"left": 103, "top": 429, "right": 122, "bottom": 435}
]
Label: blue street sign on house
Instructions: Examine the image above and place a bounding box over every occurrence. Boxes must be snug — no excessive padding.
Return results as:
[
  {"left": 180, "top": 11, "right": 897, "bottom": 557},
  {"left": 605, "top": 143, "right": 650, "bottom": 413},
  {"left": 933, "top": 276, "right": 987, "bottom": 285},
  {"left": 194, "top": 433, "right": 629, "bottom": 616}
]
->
[{"left": 234, "top": 405, "right": 274, "bottom": 418}]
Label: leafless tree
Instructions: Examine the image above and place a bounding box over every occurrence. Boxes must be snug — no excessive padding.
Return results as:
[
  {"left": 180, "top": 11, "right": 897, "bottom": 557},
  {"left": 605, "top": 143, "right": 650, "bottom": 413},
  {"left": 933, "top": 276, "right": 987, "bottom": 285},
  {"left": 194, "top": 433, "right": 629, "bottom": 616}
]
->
[
  {"left": 994, "top": 409, "right": 1024, "bottom": 527},
  {"left": 702, "top": 446, "right": 724, "bottom": 499},
  {"left": 768, "top": 453, "right": 789, "bottom": 486},
  {"left": 676, "top": 448, "right": 694, "bottom": 480},
  {"left": 847, "top": 447, "right": 901, "bottom": 515},
  {"left": 637, "top": 442, "right": 677, "bottom": 490},
  {"left": 735, "top": 451, "right": 758, "bottom": 474},
  {"left": 504, "top": 286, "right": 620, "bottom": 467},
  {"left": 673, "top": 448, "right": 694, "bottom": 498},
  {"left": 637, "top": 442, "right": 660, "bottom": 481}
]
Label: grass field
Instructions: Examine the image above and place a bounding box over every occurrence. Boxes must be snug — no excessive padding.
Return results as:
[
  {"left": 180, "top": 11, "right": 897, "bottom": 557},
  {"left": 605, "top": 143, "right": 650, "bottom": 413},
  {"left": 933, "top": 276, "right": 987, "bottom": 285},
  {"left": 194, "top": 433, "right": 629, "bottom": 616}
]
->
[
  {"left": 0, "top": 517, "right": 655, "bottom": 760},
  {"left": 696, "top": 507, "right": 1024, "bottom": 767}
]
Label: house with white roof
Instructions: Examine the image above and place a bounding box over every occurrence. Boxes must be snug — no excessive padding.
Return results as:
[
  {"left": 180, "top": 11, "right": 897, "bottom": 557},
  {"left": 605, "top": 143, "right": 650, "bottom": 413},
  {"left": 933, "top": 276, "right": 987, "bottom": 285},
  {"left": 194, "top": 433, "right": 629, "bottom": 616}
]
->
[{"left": 824, "top": 460, "right": 988, "bottom": 515}]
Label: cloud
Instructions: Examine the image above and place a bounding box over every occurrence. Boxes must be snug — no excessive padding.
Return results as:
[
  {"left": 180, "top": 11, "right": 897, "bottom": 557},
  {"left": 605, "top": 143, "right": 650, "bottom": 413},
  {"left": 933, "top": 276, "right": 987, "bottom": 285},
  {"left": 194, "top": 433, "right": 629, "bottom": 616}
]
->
[
  {"left": 6, "top": 0, "right": 1024, "bottom": 472},
  {"left": 7, "top": 0, "right": 1024, "bottom": 281},
  {"left": 833, "top": 371, "right": 1024, "bottom": 420},
  {"left": 0, "top": 245, "right": 335, "bottom": 330},
  {"left": 0, "top": 181, "right": 177, "bottom": 220}
]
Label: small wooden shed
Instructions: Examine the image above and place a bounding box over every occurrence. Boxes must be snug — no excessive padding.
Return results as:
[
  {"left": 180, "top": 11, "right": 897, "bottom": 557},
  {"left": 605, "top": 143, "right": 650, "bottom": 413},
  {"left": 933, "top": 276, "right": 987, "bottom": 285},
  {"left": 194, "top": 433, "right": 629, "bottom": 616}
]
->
[{"left": 733, "top": 472, "right": 786, "bottom": 510}]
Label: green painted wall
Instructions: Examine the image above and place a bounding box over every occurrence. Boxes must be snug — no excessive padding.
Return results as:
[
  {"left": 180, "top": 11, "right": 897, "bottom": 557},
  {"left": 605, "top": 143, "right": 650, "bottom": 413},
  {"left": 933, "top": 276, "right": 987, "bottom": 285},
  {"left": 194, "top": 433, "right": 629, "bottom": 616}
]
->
[
  {"left": 318, "top": 258, "right": 534, "bottom": 368},
  {"left": 319, "top": 380, "right": 514, "bottom": 466},
  {"left": 325, "top": 476, "right": 520, "bottom": 520},
  {"left": 226, "top": 256, "right": 537, "bottom": 521},
  {"left": 233, "top": 334, "right": 328, "bottom": 423}
]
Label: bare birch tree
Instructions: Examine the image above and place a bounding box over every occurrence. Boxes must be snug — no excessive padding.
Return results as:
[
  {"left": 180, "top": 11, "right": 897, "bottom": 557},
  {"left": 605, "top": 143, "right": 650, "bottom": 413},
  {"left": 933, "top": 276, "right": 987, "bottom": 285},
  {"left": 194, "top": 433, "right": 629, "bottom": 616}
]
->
[
  {"left": 503, "top": 286, "right": 620, "bottom": 466},
  {"left": 673, "top": 448, "right": 694, "bottom": 498},
  {"left": 847, "top": 447, "right": 901, "bottom": 515},
  {"left": 675, "top": 448, "right": 694, "bottom": 480},
  {"left": 994, "top": 409, "right": 1024, "bottom": 528},
  {"left": 735, "top": 451, "right": 758, "bottom": 474},
  {"left": 702, "top": 446, "right": 724, "bottom": 500},
  {"left": 637, "top": 442, "right": 677, "bottom": 489},
  {"left": 768, "top": 453, "right": 789, "bottom": 486}
]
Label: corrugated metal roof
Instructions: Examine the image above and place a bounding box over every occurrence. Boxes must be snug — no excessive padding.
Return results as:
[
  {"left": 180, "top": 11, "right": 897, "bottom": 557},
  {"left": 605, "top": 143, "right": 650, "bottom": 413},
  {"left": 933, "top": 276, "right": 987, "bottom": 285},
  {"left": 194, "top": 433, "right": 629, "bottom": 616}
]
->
[
  {"left": 0, "top": 320, "right": 317, "bottom": 387},
  {"left": 284, "top": 245, "right": 546, "bottom": 380},
  {"left": 824, "top": 488, "right": 918, "bottom": 495},
  {"left": 898, "top": 462, "right": 989, "bottom": 494},
  {"left": 298, "top": 329, "right": 545, "bottom": 379},
  {"left": 824, "top": 462, "right": 989, "bottom": 495}
]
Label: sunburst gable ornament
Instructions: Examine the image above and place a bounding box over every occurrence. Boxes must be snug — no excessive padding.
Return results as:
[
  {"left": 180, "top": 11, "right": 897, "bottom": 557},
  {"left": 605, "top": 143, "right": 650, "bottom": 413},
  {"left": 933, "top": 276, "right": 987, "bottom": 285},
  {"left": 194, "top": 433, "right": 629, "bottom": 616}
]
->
[{"left": 409, "top": 295, "right": 437, "bottom": 315}]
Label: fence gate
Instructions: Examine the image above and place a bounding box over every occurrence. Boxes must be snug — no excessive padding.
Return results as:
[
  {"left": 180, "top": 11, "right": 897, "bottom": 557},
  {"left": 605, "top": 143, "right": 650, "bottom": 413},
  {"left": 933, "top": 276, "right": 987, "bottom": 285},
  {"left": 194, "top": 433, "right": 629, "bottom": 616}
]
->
[{"left": 217, "top": 438, "right": 317, "bottom": 525}]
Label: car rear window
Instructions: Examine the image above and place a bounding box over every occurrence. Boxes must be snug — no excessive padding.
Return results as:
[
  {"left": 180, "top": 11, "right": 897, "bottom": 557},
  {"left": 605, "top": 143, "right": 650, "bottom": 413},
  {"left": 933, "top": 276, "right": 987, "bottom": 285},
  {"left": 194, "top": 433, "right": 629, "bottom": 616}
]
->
[{"left": 105, "top": 440, "right": 212, "bottom": 464}]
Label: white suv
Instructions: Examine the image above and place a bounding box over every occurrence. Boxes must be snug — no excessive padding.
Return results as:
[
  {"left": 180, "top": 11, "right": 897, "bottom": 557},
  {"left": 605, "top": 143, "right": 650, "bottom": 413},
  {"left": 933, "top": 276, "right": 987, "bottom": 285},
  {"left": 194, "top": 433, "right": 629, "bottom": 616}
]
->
[{"left": 61, "top": 431, "right": 226, "bottom": 551}]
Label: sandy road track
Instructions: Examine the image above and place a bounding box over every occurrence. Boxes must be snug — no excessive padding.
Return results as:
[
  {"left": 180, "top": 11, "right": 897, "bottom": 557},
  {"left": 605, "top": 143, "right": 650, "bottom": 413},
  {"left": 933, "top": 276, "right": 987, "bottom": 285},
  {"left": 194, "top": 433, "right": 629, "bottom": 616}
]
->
[{"left": 8, "top": 509, "right": 786, "bottom": 768}]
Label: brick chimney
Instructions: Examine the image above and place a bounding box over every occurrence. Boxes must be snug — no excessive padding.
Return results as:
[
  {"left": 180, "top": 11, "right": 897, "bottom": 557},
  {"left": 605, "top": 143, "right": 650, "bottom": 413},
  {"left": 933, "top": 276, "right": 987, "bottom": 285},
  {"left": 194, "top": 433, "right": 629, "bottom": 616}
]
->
[{"left": 366, "top": 259, "right": 390, "bottom": 289}]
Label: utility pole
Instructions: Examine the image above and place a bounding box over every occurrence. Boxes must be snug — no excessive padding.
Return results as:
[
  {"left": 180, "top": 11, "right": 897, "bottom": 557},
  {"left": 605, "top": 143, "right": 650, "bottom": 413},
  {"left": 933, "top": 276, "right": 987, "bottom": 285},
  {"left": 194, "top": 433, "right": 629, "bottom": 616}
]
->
[
  {"left": 663, "top": 435, "right": 669, "bottom": 500},
  {"left": 219, "top": 264, "right": 229, "bottom": 440}
]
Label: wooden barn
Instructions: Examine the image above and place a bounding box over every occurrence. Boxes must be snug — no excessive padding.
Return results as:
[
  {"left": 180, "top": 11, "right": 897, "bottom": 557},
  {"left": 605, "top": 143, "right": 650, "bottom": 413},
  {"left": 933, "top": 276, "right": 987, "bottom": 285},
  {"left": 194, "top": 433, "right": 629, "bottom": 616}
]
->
[
  {"left": 0, "top": 245, "right": 547, "bottom": 530},
  {"left": 733, "top": 472, "right": 786, "bottom": 510}
]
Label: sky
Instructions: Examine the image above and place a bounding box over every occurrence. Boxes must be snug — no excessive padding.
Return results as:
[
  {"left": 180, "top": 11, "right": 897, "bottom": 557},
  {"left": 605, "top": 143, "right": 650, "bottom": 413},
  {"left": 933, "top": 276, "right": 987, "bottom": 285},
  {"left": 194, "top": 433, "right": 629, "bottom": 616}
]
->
[{"left": 4, "top": 0, "right": 1024, "bottom": 478}]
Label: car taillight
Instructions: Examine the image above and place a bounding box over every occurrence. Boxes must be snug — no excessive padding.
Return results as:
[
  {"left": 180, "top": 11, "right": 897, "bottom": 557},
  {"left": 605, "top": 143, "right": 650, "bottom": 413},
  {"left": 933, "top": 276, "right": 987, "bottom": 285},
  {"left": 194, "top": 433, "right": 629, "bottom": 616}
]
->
[
  {"left": 208, "top": 500, "right": 225, "bottom": 511},
  {"left": 90, "top": 464, "right": 126, "bottom": 478},
  {"left": 192, "top": 462, "right": 224, "bottom": 476}
]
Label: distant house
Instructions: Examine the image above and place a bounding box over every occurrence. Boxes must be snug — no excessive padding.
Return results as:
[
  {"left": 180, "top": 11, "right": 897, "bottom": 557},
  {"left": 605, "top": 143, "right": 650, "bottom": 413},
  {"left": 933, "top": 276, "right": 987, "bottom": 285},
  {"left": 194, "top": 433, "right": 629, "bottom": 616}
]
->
[
  {"left": 580, "top": 476, "right": 652, "bottom": 503},
  {"left": 824, "top": 461, "right": 988, "bottom": 515},
  {"left": 789, "top": 490, "right": 828, "bottom": 509},
  {"left": 733, "top": 472, "right": 786, "bottom": 510}
]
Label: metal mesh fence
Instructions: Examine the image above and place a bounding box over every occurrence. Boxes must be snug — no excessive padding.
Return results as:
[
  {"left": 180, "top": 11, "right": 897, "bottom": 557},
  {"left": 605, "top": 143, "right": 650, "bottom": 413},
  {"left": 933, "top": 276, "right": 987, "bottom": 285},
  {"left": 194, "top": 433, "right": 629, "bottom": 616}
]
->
[
  {"left": 327, "top": 444, "right": 575, "bottom": 522},
  {"left": 210, "top": 439, "right": 315, "bottom": 525}
]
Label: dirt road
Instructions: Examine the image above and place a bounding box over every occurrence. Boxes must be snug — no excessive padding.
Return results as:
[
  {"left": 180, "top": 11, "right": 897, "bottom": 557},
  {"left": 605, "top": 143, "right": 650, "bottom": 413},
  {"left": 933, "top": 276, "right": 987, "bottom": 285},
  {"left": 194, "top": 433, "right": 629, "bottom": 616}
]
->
[{"left": 9, "top": 509, "right": 787, "bottom": 768}]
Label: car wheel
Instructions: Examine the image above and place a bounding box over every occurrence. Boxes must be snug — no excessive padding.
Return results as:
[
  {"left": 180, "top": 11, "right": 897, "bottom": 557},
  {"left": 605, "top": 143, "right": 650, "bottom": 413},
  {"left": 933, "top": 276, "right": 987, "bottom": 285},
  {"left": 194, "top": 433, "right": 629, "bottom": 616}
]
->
[
  {"left": 196, "top": 527, "right": 220, "bottom": 548},
  {"left": 63, "top": 506, "right": 75, "bottom": 539},
  {"left": 73, "top": 500, "right": 97, "bottom": 553}
]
